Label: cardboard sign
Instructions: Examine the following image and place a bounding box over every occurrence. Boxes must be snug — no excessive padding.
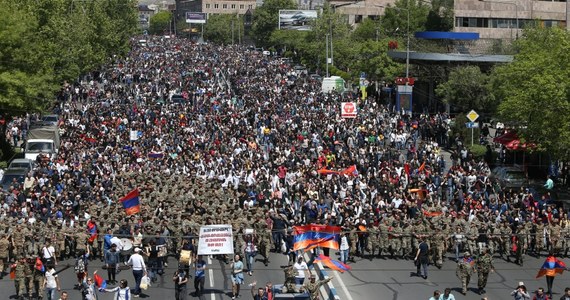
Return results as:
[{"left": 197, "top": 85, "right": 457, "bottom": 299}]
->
[{"left": 197, "top": 225, "right": 234, "bottom": 255}]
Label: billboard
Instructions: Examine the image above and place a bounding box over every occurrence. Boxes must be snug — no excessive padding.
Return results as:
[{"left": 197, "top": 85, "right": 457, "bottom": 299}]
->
[
  {"left": 186, "top": 12, "right": 206, "bottom": 24},
  {"left": 279, "top": 10, "right": 317, "bottom": 30}
]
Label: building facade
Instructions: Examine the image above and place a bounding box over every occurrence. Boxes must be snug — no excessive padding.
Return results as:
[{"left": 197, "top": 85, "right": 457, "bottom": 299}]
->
[
  {"left": 329, "top": 0, "right": 397, "bottom": 25},
  {"left": 201, "top": 0, "right": 256, "bottom": 15},
  {"left": 454, "top": 0, "right": 570, "bottom": 40}
]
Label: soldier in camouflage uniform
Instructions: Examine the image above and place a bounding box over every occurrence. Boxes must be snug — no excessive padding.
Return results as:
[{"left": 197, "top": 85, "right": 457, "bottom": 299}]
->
[
  {"left": 258, "top": 221, "right": 271, "bottom": 266},
  {"left": 0, "top": 233, "right": 10, "bottom": 279},
  {"left": 390, "top": 222, "right": 403, "bottom": 259},
  {"left": 366, "top": 224, "right": 380, "bottom": 260},
  {"left": 32, "top": 257, "right": 45, "bottom": 299},
  {"left": 456, "top": 251, "right": 474, "bottom": 295},
  {"left": 13, "top": 256, "right": 27, "bottom": 300},
  {"left": 476, "top": 248, "right": 494, "bottom": 295},
  {"left": 348, "top": 227, "right": 357, "bottom": 262},
  {"left": 432, "top": 226, "right": 446, "bottom": 268},
  {"left": 535, "top": 221, "right": 546, "bottom": 257},
  {"left": 302, "top": 274, "right": 332, "bottom": 300},
  {"left": 282, "top": 265, "right": 298, "bottom": 293},
  {"left": 378, "top": 220, "right": 390, "bottom": 259},
  {"left": 549, "top": 220, "right": 562, "bottom": 255},
  {"left": 24, "top": 256, "right": 34, "bottom": 299},
  {"left": 499, "top": 222, "right": 512, "bottom": 261},
  {"left": 401, "top": 221, "right": 413, "bottom": 259},
  {"left": 467, "top": 225, "right": 479, "bottom": 256}
]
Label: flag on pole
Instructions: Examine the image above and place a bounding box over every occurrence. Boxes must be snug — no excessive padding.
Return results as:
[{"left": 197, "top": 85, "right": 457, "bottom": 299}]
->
[
  {"left": 120, "top": 189, "right": 141, "bottom": 216},
  {"left": 293, "top": 225, "right": 341, "bottom": 251},
  {"left": 87, "top": 220, "right": 98, "bottom": 243}
]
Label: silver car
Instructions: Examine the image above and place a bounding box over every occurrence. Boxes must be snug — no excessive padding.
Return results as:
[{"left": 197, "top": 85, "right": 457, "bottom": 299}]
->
[{"left": 491, "top": 166, "right": 528, "bottom": 188}]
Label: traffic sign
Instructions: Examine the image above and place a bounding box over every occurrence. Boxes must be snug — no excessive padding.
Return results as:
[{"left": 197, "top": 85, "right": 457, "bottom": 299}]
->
[
  {"left": 465, "top": 122, "right": 479, "bottom": 128},
  {"left": 341, "top": 102, "right": 357, "bottom": 118},
  {"left": 466, "top": 110, "right": 479, "bottom": 122}
]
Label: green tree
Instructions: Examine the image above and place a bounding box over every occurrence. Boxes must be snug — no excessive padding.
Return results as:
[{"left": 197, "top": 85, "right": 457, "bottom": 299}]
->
[
  {"left": 353, "top": 39, "right": 402, "bottom": 81},
  {"left": 491, "top": 27, "right": 570, "bottom": 158},
  {"left": 436, "top": 66, "right": 492, "bottom": 112},
  {"left": 425, "top": 0, "right": 453, "bottom": 31},
  {"left": 351, "top": 18, "right": 382, "bottom": 42},
  {"left": 205, "top": 14, "right": 243, "bottom": 44},
  {"left": 251, "top": 0, "right": 296, "bottom": 47},
  {"left": 381, "top": 0, "right": 430, "bottom": 35},
  {"left": 150, "top": 11, "right": 172, "bottom": 35}
]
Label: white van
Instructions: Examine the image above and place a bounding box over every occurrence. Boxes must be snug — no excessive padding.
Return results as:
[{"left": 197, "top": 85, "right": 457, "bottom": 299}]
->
[{"left": 322, "top": 76, "right": 346, "bottom": 93}]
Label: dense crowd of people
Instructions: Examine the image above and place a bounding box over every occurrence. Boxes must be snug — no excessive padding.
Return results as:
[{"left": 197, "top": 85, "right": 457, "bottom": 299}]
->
[{"left": 0, "top": 35, "right": 566, "bottom": 299}]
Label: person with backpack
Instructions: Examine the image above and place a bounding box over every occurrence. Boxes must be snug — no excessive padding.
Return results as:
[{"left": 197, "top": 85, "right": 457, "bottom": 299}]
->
[
  {"left": 101, "top": 279, "right": 131, "bottom": 300},
  {"left": 75, "top": 248, "right": 90, "bottom": 290}
]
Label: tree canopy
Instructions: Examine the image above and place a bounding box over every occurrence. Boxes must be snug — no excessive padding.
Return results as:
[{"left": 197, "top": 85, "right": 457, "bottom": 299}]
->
[
  {"left": 0, "top": 0, "right": 138, "bottom": 112},
  {"left": 491, "top": 27, "right": 570, "bottom": 158},
  {"left": 150, "top": 11, "right": 173, "bottom": 35},
  {"left": 435, "top": 66, "right": 492, "bottom": 112},
  {"left": 251, "top": 0, "right": 296, "bottom": 46}
]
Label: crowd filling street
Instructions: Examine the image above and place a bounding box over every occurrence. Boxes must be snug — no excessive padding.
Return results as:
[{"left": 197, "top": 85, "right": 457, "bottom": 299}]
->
[{"left": 1, "top": 36, "right": 570, "bottom": 300}]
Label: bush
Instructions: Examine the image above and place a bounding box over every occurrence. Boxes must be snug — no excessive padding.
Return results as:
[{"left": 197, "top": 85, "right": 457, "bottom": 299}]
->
[{"left": 468, "top": 144, "right": 487, "bottom": 158}]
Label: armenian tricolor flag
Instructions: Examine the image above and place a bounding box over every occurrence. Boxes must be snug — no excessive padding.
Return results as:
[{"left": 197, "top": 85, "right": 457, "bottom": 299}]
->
[
  {"left": 536, "top": 256, "right": 567, "bottom": 278},
  {"left": 315, "top": 254, "right": 351, "bottom": 273},
  {"left": 35, "top": 257, "right": 45, "bottom": 272},
  {"left": 87, "top": 220, "right": 98, "bottom": 243},
  {"left": 293, "top": 225, "right": 341, "bottom": 251},
  {"left": 120, "top": 189, "right": 141, "bottom": 216},
  {"left": 94, "top": 273, "right": 107, "bottom": 289}
]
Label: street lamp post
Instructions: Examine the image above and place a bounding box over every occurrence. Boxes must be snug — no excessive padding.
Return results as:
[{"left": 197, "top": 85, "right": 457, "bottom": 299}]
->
[
  {"left": 479, "top": 0, "right": 519, "bottom": 39},
  {"left": 405, "top": 0, "right": 410, "bottom": 81}
]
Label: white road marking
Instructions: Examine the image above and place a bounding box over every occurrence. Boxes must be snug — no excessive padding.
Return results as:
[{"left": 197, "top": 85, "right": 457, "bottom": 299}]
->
[
  {"left": 208, "top": 256, "right": 215, "bottom": 300},
  {"left": 335, "top": 270, "right": 353, "bottom": 300}
]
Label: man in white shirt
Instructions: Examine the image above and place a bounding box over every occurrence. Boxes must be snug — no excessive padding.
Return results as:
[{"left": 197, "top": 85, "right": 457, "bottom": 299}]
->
[
  {"left": 127, "top": 247, "right": 147, "bottom": 297},
  {"left": 42, "top": 239, "right": 57, "bottom": 266}
]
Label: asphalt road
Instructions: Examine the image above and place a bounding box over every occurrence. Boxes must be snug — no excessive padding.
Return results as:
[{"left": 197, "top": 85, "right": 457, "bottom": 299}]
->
[
  {"left": 0, "top": 252, "right": 293, "bottom": 300},
  {"left": 328, "top": 252, "right": 570, "bottom": 300}
]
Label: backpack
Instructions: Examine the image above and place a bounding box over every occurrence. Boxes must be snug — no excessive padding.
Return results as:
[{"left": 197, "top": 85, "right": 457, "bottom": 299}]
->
[{"left": 75, "top": 257, "right": 86, "bottom": 273}]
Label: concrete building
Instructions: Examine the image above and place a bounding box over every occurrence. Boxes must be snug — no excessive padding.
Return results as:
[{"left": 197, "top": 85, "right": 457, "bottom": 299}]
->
[
  {"left": 329, "top": 0, "right": 396, "bottom": 25},
  {"left": 454, "top": 0, "right": 570, "bottom": 40},
  {"left": 202, "top": 0, "right": 256, "bottom": 15}
]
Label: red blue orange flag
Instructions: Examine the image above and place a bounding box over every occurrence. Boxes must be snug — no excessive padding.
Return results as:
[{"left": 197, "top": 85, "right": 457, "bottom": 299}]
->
[
  {"left": 35, "top": 257, "right": 45, "bottom": 272},
  {"left": 87, "top": 220, "right": 98, "bottom": 243},
  {"left": 536, "top": 256, "right": 567, "bottom": 278},
  {"left": 120, "top": 189, "right": 141, "bottom": 216},
  {"left": 94, "top": 273, "right": 107, "bottom": 289},
  {"left": 293, "top": 225, "right": 341, "bottom": 251},
  {"left": 315, "top": 254, "right": 351, "bottom": 273}
]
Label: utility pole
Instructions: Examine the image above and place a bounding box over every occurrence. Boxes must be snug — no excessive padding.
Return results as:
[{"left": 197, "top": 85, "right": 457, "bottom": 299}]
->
[
  {"left": 325, "top": 33, "right": 329, "bottom": 77},
  {"left": 237, "top": 15, "right": 241, "bottom": 44},
  {"left": 231, "top": 20, "right": 235, "bottom": 44}
]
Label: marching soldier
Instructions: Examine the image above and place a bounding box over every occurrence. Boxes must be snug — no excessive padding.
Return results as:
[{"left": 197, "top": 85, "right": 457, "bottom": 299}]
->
[
  {"left": 401, "top": 221, "right": 413, "bottom": 259},
  {"left": 367, "top": 224, "right": 380, "bottom": 260},
  {"left": 535, "top": 221, "right": 546, "bottom": 257},
  {"left": 283, "top": 265, "right": 298, "bottom": 293},
  {"left": 348, "top": 227, "right": 357, "bottom": 262},
  {"left": 550, "top": 219, "right": 562, "bottom": 255},
  {"left": 378, "top": 220, "right": 390, "bottom": 259},
  {"left": 499, "top": 222, "right": 512, "bottom": 261},
  {"left": 456, "top": 251, "right": 475, "bottom": 295},
  {"left": 476, "top": 248, "right": 494, "bottom": 295},
  {"left": 432, "top": 226, "right": 446, "bottom": 268},
  {"left": 0, "top": 233, "right": 10, "bottom": 279},
  {"left": 390, "top": 222, "right": 402, "bottom": 259},
  {"left": 467, "top": 225, "right": 478, "bottom": 256},
  {"left": 13, "top": 256, "right": 27, "bottom": 300}
]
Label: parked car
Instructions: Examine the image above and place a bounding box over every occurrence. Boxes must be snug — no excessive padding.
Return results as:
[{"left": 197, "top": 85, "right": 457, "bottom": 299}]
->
[
  {"left": 491, "top": 166, "right": 528, "bottom": 188},
  {"left": 293, "top": 65, "right": 308, "bottom": 76},
  {"left": 0, "top": 168, "right": 27, "bottom": 191},
  {"left": 8, "top": 158, "right": 34, "bottom": 172}
]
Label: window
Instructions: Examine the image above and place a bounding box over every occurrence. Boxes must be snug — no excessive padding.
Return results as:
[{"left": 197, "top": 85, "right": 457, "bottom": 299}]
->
[
  {"left": 214, "top": 4, "right": 218, "bottom": 8},
  {"left": 248, "top": 4, "right": 253, "bottom": 9},
  {"left": 355, "top": 15, "right": 363, "bottom": 23},
  {"left": 231, "top": 4, "right": 236, "bottom": 9},
  {"left": 206, "top": 3, "right": 210, "bottom": 8},
  {"left": 222, "top": 4, "right": 227, "bottom": 8},
  {"left": 240, "top": 4, "right": 244, "bottom": 9}
]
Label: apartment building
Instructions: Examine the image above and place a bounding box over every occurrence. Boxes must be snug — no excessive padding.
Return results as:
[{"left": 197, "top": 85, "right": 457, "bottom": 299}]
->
[{"left": 454, "top": 0, "right": 570, "bottom": 39}]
